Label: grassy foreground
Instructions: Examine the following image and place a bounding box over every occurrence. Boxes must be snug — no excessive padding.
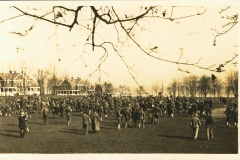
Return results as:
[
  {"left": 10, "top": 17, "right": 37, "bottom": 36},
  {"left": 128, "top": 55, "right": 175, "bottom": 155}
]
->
[{"left": 0, "top": 101, "right": 238, "bottom": 154}]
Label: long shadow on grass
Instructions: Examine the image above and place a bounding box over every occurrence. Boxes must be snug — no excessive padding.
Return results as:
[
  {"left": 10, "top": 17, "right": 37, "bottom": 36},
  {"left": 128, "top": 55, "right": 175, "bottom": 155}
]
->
[
  {"left": 29, "top": 122, "right": 43, "bottom": 125},
  {"left": 3, "top": 124, "right": 17, "bottom": 126},
  {"left": 4, "top": 129, "right": 19, "bottom": 133},
  {"left": 49, "top": 121, "right": 67, "bottom": 125},
  {"left": 159, "top": 134, "right": 191, "bottom": 140},
  {"left": 58, "top": 129, "right": 82, "bottom": 135},
  {"left": 0, "top": 133, "right": 19, "bottom": 138},
  {"left": 101, "top": 124, "right": 117, "bottom": 127},
  {"left": 100, "top": 126, "right": 115, "bottom": 130}
]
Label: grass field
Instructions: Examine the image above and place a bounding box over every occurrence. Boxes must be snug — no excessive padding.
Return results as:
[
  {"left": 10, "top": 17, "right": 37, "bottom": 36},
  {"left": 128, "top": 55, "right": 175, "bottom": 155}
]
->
[{"left": 0, "top": 100, "right": 238, "bottom": 154}]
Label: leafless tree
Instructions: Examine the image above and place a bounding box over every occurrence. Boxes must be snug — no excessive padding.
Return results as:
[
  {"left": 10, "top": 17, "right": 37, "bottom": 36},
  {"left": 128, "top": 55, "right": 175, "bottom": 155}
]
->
[
  {"left": 225, "top": 85, "right": 232, "bottom": 98},
  {"left": 198, "top": 75, "right": 211, "bottom": 97},
  {"left": 61, "top": 69, "right": 70, "bottom": 80},
  {"left": 135, "top": 86, "right": 147, "bottom": 96},
  {"left": 33, "top": 69, "right": 49, "bottom": 95},
  {"left": 47, "top": 64, "right": 59, "bottom": 94},
  {"left": 182, "top": 76, "right": 189, "bottom": 97},
  {"left": 211, "top": 77, "right": 224, "bottom": 97},
  {"left": 1, "top": 6, "right": 237, "bottom": 94},
  {"left": 215, "top": 78, "right": 223, "bottom": 97},
  {"left": 225, "top": 70, "right": 238, "bottom": 97},
  {"left": 168, "top": 78, "right": 177, "bottom": 97},
  {"left": 186, "top": 75, "right": 199, "bottom": 97},
  {"left": 151, "top": 81, "right": 160, "bottom": 96},
  {"left": 81, "top": 79, "right": 92, "bottom": 93},
  {"left": 20, "top": 60, "right": 33, "bottom": 96}
]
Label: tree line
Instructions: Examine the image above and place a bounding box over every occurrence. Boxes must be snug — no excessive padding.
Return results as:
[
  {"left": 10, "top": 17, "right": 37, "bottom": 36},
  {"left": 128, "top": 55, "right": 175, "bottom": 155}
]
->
[{"left": 150, "top": 70, "right": 238, "bottom": 98}]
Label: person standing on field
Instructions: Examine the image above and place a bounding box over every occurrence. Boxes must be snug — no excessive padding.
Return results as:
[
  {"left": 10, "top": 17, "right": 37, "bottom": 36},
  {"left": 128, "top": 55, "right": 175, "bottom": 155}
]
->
[
  {"left": 138, "top": 108, "right": 145, "bottom": 128},
  {"left": 82, "top": 111, "right": 91, "bottom": 135},
  {"left": 124, "top": 108, "right": 132, "bottom": 128},
  {"left": 66, "top": 105, "right": 72, "bottom": 125},
  {"left": 18, "top": 111, "right": 27, "bottom": 138},
  {"left": 204, "top": 104, "right": 212, "bottom": 116},
  {"left": 190, "top": 113, "right": 201, "bottom": 140},
  {"left": 41, "top": 101, "right": 49, "bottom": 125},
  {"left": 225, "top": 105, "right": 233, "bottom": 127},
  {"left": 116, "top": 107, "right": 122, "bottom": 130},
  {"left": 90, "top": 109, "right": 100, "bottom": 132},
  {"left": 232, "top": 107, "right": 238, "bottom": 128},
  {"left": 132, "top": 107, "right": 138, "bottom": 127},
  {"left": 204, "top": 112, "right": 215, "bottom": 141}
]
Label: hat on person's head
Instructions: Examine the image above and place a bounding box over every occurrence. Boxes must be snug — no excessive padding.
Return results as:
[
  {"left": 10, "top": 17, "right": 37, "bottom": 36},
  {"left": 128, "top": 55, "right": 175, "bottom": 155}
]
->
[{"left": 20, "top": 111, "right": 24, "bottom": 115}]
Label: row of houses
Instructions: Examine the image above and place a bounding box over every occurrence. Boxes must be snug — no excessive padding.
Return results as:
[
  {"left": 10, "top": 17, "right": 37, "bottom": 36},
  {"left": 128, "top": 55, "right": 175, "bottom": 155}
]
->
[
  {"left": 0, "top": 71, "right": 40, "bottom": 96},
  {"left": 53, "top": 78, "right": 132, "bottom": 97},
  {"left": 0, "top": 71, "right": 132, "bottom": 97}
]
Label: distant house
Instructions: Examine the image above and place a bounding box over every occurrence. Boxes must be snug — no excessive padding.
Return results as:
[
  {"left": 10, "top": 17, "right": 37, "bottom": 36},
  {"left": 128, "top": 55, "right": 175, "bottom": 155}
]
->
[
  {"left": 87, "top": 85, "right": 95, "bottom": 94},
  {"left": 118, "top": 85, "right": 131, "bottom": 97},
  {"left": 103, "top": 82, "right": 114, "bottom": 95},
  {"left": 68, "top": 77, "right": 81, "bottom": 90},
  {"left": 95, "top": 82, "right": 115, "bottom": 96},
  {"left": 53, "top": 77, "right": 90, "bottom": 96},
  {"left": 0, "top": 70, "right": 40, "bottom": 96}
]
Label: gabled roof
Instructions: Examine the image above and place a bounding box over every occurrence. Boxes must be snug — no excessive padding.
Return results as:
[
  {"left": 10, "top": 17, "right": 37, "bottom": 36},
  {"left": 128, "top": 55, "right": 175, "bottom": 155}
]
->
[
  {"left": 0, "top": 72, "right": 33, "bottom": 81},
  {"left": 58, "top": 79, "right": 71, "bottom": 87},
  {"left": 68, "top": 78, "right": 81, "bottom": 87}
]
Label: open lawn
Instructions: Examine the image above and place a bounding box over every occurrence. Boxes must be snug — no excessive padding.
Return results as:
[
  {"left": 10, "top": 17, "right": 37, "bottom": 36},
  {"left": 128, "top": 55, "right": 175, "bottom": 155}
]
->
[{"left": 0, "top": 101, "right": 238, "bottom": 154}]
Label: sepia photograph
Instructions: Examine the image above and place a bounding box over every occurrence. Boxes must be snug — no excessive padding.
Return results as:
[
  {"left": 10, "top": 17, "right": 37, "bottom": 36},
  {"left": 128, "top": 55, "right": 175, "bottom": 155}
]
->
[{"left": 0, "top": 1, "right": 238, "bottom": 159}]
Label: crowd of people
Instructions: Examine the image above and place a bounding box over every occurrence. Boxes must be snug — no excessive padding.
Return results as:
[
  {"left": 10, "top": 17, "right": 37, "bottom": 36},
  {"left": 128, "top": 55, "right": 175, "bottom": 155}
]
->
[{"left": 0, "top": 94, "right": 238, "bottom": 140}]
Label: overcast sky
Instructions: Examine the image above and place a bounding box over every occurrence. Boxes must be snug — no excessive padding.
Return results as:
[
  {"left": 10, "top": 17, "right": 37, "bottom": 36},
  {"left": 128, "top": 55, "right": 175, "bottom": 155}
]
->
[{"left": 0, "top": 2, "right": 238, "bottom": 89}]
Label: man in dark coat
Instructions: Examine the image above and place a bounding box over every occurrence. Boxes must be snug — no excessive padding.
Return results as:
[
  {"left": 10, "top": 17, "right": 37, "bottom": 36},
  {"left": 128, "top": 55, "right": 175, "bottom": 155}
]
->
[
  {"left": 191, "top": 102, "right": 197, "bottom": 115},
  {"left": 132, "top": 107, "right": 138, "bottom": 128},
  {"left": 18, "top": 111, "right": 26, "bottom": 138},
  {"left": 232, "top": 107, "right": 238, "bottom": 128},
  {"left": 225, "top": 105, "right": 233, "bottom": 127},
  {"left": 204, "top": 104, "right": 212, "bottom": 116},
  {"left": 204, "top": 112, "right": 215, "bottom": 140}
]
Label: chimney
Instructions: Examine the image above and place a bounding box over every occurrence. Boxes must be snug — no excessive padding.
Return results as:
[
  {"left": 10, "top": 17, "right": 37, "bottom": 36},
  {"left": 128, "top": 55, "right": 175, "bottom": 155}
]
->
[
  {"left": 71, "top": 77, "right": 73, "bottom": 79},
  {"left": 14, "top": 70, "right": 16, "bottom": 73},
  {"left": 9, "top": 70, "right": 12, "bottom": 74}
]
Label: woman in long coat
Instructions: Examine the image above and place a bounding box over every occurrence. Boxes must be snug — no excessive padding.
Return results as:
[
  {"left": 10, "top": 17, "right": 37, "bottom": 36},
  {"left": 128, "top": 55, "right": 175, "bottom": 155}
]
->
[{"left": 91, "top": 110, "right": 100, "bottom": 132}]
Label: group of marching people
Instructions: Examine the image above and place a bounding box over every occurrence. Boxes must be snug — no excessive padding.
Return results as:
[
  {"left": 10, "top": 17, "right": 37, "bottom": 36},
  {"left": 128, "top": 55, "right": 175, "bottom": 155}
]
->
[
  {"left": 0, "top": 98, "right": 37, "bottom": 117},
  {"left": 0, "top": 93, "right": 237, "bottom": 138}
]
